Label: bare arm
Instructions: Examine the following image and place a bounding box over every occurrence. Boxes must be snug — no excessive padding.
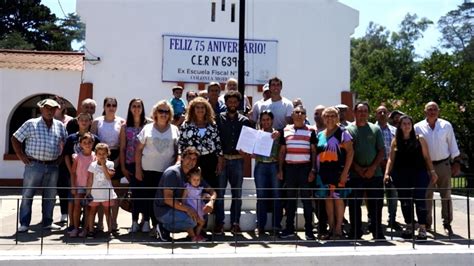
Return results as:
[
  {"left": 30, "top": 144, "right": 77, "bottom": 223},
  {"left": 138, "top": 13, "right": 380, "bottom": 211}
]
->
[
  {"left": 71, "top": 156, "right": 78, "bottom": 195},
  {"left": 384, "top": 139, "right": 397, "bottom": 183},
  {"left": 90, "top": 120, "right": 98, "bottom": 135},
  {"left": 135, "top": 142, "right": 145, "bottom": 181},
  {"left": 340, "top": 140, "right": 354, "bottom": 185},
  {"left": 11, "top": 136, "right": 29, "bottom": 165},
  {"left": 163, "top": 188, "right": 198, "bottom": 221},
  {"left": 119, "top": 125, "right": 130, "bottom": 178},
  {"left": 277, "top": 145, "right": 286, "bottom": 180}
]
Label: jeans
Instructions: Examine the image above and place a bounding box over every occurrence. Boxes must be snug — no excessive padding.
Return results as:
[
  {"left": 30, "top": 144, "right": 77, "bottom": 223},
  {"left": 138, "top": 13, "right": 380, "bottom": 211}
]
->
[
  {"left": 347, "top": 176, "right": 384, "bottom": 238},
  {"left": 20, "top": 161, "right": 59, "bottom": 227},
  {"left": 254, "top": 162, "right": 282, "bottom": 229},
  {"left": 392, "top": 169, "right": 429, "bottom": 225},
  {"left": 285, "top": 163, "right": 313, "bottom": 232},
  {"left": 158, "top": 209, "right": 197, "bottom": 232},
  {"left": 215, "top": 159, "right": 243, "bottom": 225}
]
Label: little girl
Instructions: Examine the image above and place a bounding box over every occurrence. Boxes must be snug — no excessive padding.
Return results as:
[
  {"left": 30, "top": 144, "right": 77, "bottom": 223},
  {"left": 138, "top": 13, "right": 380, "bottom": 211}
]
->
[
  {"left": 182, "top": 167, "right": 216, "bottom": 242},
  {"left": 86, "top": 143, "right": 117, "bottom": 236},
  {"left": 69, "top": 133, "right": 96, "bottom": 237}
]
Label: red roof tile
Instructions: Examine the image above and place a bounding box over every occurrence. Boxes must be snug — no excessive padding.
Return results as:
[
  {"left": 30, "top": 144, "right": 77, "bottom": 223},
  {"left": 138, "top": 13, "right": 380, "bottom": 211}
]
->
[{"left": 0, "top": 49, "right": 84, "bottom": 71}]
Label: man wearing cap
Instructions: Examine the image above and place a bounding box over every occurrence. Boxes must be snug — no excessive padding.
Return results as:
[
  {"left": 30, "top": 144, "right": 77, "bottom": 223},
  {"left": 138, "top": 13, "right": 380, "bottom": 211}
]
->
[
  {"left": 414, "top": 101, "right": 461, "bottom": 236},
  {"left": 335, "top": 104, "right": 350, "bottom": 127},
  {"left": 389, "top": 110, "right": 404, "bottom": 128},
  {"left": 249, "top": 83, "right": 271, "bottom": 123},
  {"left": 12, "top": 99, "right": 68, "bottom": 232},
  {"left": 170, "top": 86, "right": 186, "bottom": 126}
]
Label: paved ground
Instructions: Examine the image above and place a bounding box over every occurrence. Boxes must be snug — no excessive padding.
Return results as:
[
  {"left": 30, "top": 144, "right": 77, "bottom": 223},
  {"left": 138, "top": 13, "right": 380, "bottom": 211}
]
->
[{"left": 0, "top": 190, "right": 473, "bottom": 257}]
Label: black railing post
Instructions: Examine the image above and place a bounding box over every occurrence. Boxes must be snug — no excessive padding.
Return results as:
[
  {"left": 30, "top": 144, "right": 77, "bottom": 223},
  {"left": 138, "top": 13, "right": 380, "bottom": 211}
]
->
[{"left": 15, "top": 198, "right": 19, "bottom": 245}]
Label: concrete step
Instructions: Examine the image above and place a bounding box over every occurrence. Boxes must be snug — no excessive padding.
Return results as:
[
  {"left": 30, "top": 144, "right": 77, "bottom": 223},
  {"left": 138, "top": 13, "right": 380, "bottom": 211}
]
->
[{"left": 206, "top": 208, "right": 309, "bottom": 231}]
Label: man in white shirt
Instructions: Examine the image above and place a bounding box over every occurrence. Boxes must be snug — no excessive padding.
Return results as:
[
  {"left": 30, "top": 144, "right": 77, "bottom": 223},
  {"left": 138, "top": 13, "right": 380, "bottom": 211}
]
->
[
  {"left": 249, "top": 83, "right": 271, "bottom": 124},
  {"left": 414, "top": 101, "right": 461, "bottom": 236},
  {"left": 258, "top": 77, "right": 293, "bottom": 130}
]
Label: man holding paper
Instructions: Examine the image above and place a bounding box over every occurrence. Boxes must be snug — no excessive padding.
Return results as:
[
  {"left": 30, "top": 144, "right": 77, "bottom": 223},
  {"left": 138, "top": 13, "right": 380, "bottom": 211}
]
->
[{"left": 215, "top": 90, "right": 252, "bottom": 234}]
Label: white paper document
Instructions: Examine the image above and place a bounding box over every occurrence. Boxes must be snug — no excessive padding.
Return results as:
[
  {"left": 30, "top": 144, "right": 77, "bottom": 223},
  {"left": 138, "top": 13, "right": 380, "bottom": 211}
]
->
[{"left": 236, "top": 126, "right": 274, "bottom": 157}]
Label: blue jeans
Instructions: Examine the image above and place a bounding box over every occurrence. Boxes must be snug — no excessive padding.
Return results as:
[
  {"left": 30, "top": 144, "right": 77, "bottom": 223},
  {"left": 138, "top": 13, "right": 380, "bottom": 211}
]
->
[
  {"left": 254, "top": 161, "right": 282, "bottom": 229},
  {"left": 215, "top": 159, "right": 243, "bottom": 225},
  {"left": 20, "top": 162, "right": 59, "bottom": 227},
  {"left": 158, "top": 209, "right": 197, "bottom": 232}
]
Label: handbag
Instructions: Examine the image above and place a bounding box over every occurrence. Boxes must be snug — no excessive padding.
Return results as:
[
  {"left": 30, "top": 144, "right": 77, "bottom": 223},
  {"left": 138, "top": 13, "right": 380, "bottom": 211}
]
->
[{"left": 119, "top": 190, "right": 133, "bottom": 212}]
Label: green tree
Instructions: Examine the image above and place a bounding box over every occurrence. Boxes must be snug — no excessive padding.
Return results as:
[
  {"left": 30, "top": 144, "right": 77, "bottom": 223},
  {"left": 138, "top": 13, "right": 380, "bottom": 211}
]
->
[
  {"left": 0, "top": 0, "right": 84, "bottom": 51},
  {"left": 350, "top": 5, "right": 473, "bottom": 169}
]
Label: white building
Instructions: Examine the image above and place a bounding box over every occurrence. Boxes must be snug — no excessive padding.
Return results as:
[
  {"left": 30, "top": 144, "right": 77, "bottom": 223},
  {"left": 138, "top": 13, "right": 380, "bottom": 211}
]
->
[{"left": 77, "top": 0, "right": 358, "bottom": 117}]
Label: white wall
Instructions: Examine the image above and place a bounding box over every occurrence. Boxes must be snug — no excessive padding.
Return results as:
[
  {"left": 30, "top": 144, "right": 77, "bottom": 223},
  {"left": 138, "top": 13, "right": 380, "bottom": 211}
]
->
[
  {"left": 77, "top": 0, "right": 358, "bottom": 117},
  {"left": 0, "top": 68, "right": 81, "bottom": 179}
]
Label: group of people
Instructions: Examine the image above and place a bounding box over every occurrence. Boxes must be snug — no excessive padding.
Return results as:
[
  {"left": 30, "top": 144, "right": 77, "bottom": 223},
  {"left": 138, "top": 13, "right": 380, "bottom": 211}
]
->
[{"left": 12, "top": 76, "right": 461, "bottom": 242}]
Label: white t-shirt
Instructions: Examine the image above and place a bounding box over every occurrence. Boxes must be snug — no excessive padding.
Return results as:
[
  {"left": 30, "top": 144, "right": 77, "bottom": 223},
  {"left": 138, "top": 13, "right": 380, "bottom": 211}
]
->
[
  {"left": 259, "top": 97, "right": 294, "bottom": 130},
  {"left": 88, "top": 160, "right": 117, "bottom": 202},
  {"left": 137, "top": 123, "right": 179, "bottom": 172}
]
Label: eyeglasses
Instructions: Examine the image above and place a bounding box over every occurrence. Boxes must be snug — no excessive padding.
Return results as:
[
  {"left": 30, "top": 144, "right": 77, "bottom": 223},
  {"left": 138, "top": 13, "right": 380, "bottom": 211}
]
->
[
  {"left": 294, "top": 111, "right": 306, "bottom": 115},
  {"left": 157, "top": 109, "right": 170, "bottom": 114},
  {"left": 106, "top": 104, "right": 117, "bottom": 108}
]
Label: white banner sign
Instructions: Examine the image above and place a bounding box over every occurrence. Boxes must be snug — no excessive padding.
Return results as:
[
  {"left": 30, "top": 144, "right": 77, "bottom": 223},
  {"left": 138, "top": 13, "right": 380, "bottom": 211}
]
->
[{"left": 162, "top": 35, "right": 278, "bottom": 85}]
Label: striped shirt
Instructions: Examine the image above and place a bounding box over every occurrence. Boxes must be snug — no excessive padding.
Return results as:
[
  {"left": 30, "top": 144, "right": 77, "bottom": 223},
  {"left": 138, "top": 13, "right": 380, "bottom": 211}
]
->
[
  {"left": 13, "top": 117, "right": 67, "bottom": 161},
  {"left": 280, "top": 124, "right": 317, "bottom": 164}
]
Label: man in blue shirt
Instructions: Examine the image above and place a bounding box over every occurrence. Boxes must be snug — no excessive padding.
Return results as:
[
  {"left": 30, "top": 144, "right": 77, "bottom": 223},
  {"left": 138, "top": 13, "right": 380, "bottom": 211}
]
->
[{"left": 12, "top": 99, "right": 68, "bottom": 233}]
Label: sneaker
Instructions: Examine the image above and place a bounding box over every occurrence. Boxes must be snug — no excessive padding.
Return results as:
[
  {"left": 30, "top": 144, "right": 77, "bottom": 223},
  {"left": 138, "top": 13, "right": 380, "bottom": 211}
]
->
[
  {"left": 68, "top": 228, "right": 79, "bottom": 237},
  {"left": 156, "top": 224, "right": 170, "bottom": 242},
  {"left": 213, "top": 224, "right": 224, "bottom": 235},
  {"left": 387, "top": 221, "right": 403, "bottom": 231},
  {"left": 255, "top": 227, "right": 266, "bottom": 237},
  {"left": 279, "top": 229, "right": 295, "bottom": 239},
  {"left": 141, "top": 221, "right": 151, "bottom": 233},
  {"left": 230, "top": 224, "right": 242, "bottom": 235},
  {"left": 129, "top": 221, "right": 140, "bottom": 233},
  {"left": 401, "top": 228, "right": 413, "bottom": 239},
  {"left": 78, "top": 229, "right": 88, "bottom": 238},
  {"left": 443, "top": 224, "right": 454, "bottom": 236},
  {"left": 60, "top": 214, "right": 68, "bottom": 223},
  {"left": 44, "top": 223, "right": 62, "bottom": 230},
  {"left": 417, "top": 228, "right": 427, "bottom": 240},
  {"left": 192, "top": 235, "right": 206, "bottom": 242},
  {"left": 17, "top": 225, "right": 29, "bottom": 233},
  {"left": 305, "top": 231, "right": 316, "bottom": 240}
]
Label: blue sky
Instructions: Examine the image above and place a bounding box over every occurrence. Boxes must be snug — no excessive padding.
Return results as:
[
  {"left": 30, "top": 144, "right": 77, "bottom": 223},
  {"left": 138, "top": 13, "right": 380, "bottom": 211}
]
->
[{"left": 43, "top": 0, "right": 463, "bottom": 56}]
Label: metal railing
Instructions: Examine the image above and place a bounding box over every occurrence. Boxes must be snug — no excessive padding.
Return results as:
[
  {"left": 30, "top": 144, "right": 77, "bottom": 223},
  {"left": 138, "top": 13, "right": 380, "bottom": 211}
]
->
[{"left": 0, "top": 185, "right": 472, "bottom": 255}]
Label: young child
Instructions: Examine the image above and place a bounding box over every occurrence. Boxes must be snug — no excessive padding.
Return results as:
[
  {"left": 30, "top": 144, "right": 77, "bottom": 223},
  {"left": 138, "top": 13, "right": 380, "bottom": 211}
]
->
[
  {"left": 69, "top": 133, "right": 96, "bottom": 237},
  {"left": 182, "top": 167, "right": 216, "bottom": 242},
  {"left": 169, "top": 86, "right": 186, "bottom": 125},
  {"left": 86, "top": 143, "right": 117, "bottom": 236}
]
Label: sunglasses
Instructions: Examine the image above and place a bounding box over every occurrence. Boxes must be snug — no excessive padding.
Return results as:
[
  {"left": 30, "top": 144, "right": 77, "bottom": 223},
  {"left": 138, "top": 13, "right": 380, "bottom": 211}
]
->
[
  {"left": 294, "top": 111, "right": 306, "bottom": 115},
  {"left": 106, "top": 103, "right": 117, "bottom": 107},
  {"left": 157, "top": 109, "right": 170, "bottom": 114}
]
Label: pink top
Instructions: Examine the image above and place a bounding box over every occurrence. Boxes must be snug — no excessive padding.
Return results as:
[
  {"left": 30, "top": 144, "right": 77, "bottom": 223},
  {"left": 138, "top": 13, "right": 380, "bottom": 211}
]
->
[{"left": 73, "top": 152, "right": 96, "bottom": 187}]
